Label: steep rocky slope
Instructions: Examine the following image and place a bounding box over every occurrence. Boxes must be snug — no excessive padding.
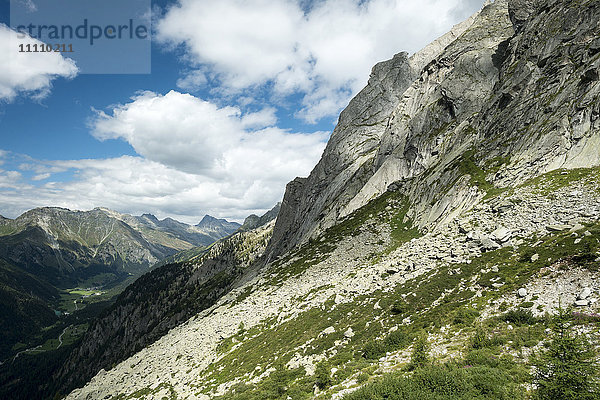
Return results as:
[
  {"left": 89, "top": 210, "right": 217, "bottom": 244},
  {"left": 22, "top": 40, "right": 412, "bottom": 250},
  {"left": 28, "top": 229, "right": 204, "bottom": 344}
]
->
[
  {"left": 68, "top": 167, "right": 600, "bottom": 400},
  {"left": 269, "top": 0, "right": 600, "bottom": 259},
  {"left": 51, "top": 221, "right": 273, "bottom": 398},
  {"left": 64, "top": 0, "right": 600, "bottom": 398}
]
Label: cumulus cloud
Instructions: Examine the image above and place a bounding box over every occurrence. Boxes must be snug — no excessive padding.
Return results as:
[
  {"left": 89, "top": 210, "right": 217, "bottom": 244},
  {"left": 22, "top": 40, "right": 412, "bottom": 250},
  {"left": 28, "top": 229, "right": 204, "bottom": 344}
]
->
[
  {"left": 0, "top": 170, "right": 23, "bottom": 189},
  {"left": 157, "top": 0, "right": 484, "bottom": 122},
  {"left": 0, "top": 91, "right": 327, "bottom": 223},
  {"left": 91, "top": 90, "right": 326, "bottom": 176},
  {"left": 0, "top": 24, "right": 78, "bottom": 102}
]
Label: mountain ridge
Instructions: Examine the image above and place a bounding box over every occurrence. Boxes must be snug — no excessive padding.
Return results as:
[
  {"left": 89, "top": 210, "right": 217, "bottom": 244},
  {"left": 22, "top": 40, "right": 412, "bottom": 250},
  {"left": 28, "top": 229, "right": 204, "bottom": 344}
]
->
[{"left": 0, "top": 206, "right": 240, "bottom": 369}]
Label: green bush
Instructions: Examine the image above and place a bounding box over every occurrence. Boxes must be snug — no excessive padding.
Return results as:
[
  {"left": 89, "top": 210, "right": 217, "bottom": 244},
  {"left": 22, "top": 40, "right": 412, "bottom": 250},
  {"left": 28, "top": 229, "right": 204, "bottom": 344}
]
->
[
  {"left": 408, "top": 334, "right": 429, "bottom": 370},
  {"left": 314, "top": 361, "right": 332, "bottom": 390},
  {"left": 390, "top": 300, "right": 409, "bottom": 315},
  {"left": 356, "top": 372, "right": 369, "bottom": 384},
  {"left": 383, "top": 329, "right": 410, "bottom": 350},
  {"left": 362, "top": 340, "right": 386, "bottom": 360},
  {"left": 464, "top": 348, "right": 502, "bottom": 368},
  {"left": 453, "top": 307, "right": 480, "bottom": 326},
  {"left": 362, "top": 329, "right": 411, "bottom": 361},
  {"left": 503, "top": 309, "right": 537, "bottom": 326},
  {"left": 343, "top": 363, "right": 525, "bottom": 400},
  {"left": 470, "top": 326, "right": 504, "bottom": 350}
]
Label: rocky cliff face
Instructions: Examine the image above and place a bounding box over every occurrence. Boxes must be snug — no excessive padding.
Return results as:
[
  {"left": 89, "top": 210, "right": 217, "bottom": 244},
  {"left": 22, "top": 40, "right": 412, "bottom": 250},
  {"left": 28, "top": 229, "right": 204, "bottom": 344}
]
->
[{"left": 269, "top": 0, "right": 600, "bottom": 259}]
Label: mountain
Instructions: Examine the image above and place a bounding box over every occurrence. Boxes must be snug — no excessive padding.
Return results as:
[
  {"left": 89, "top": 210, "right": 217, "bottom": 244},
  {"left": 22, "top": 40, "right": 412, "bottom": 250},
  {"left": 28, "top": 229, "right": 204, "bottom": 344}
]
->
[
  {"left": 0, "top": 207, "right": 239, "bottom": 367},
  {"left": 0, "top": 207, "right": 240, "bottom": 288},
  {"left": 239, "top": 203, "right": 281, "bottom": 232},
  {"left": 196, "top": 215, "right": 242, "bottom": 240},
  {"left": 9, "top": 0, "right": 600, "bottom": 398},
  {"left": 268, "top": 0, "right": 600, "bottom": 259}
]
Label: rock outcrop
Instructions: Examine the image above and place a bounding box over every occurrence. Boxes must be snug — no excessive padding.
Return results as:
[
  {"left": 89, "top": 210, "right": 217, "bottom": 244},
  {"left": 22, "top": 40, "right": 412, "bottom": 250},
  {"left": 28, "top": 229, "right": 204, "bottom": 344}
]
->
[{"left": 269, "top": 0, "right": 600, "bottom": 258}]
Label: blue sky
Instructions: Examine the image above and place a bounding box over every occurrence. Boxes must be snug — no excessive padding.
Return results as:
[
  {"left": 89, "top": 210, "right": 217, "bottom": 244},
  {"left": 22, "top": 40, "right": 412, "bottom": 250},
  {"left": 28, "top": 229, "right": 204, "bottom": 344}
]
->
[{"left": 0, "top": 0, "right": 483, "bottom": 223}]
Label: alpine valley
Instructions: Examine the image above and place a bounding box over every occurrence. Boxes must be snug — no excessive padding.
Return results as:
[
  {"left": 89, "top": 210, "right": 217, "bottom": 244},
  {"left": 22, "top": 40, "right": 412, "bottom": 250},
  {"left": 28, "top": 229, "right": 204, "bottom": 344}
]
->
[
  {"left": 0, "top": 206, "right": 240, "bottom": 395},
  {"left": 4, "top": 0, "right": 600, "bottom": 398}
]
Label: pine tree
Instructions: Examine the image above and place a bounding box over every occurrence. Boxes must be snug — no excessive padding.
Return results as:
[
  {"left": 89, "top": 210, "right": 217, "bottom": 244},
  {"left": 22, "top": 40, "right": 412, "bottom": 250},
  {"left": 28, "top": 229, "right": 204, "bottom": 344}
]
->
[{"left": 533, "top": 306, "right": 599, "bottom": 400}]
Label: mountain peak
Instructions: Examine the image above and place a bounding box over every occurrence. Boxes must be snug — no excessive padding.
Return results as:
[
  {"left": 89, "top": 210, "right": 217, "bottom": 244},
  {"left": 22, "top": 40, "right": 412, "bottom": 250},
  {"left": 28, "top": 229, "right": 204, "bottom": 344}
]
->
[
  {"left": 196, "top": 215, "right": 241, "bottom": 236},
  {"left": 197, "top": 214, "right": 221, "bottom": 225},
  {"left": 140, "top": 213, "right": 159, "bottom": 222}
]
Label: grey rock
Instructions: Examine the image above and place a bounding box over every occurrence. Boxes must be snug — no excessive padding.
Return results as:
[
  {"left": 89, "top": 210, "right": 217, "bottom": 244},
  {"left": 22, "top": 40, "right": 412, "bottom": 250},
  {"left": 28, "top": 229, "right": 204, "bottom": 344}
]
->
[
  {"left": 578, "top": 288, "right": 592, "bottom": 300},
  {"left": 546, "top": 224, "right": 573, "bottom": 232},
  {"left": 508, "top": 0, "right": 539, "bottom": 32},
  {"left": 491, "top": 227, "right": 512, "bottom": 242},
  {"left": 517, "top": 288, "right": 528, "bottom": 298},
  {"left": 574, "top": 299, "right": 590, "bottom": 307},
  {"left": 481, "top": 237, "right": 502, "bottom": 251}
]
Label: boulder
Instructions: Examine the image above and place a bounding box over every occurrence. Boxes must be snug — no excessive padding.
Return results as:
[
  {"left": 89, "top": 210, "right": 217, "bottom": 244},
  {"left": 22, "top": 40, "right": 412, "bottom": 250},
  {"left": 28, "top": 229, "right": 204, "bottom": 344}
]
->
[
  {"left": 574, "top": 299, "right": 590, "bottom": 307},
  {"left": 491, "top": 227, "right": 512, "bottom": 243},
  {"left": 481, "top": 237, "right": 501, "bottom": 251},
  {"left": 578, "top": 288, "right": 592, "bottom": 300},
  {"left": 546, "top": 224, "right": 573, "bottom": 232},
  {"left": 517, "top": 288, "right": 528, "bottom": 298}
]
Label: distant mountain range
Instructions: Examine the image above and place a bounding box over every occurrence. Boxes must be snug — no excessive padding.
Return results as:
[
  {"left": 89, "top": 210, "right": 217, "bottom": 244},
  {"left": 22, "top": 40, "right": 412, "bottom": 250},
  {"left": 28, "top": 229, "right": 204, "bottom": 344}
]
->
[{"left": 0, "top": 206, "right": 240, "bottom": 361}]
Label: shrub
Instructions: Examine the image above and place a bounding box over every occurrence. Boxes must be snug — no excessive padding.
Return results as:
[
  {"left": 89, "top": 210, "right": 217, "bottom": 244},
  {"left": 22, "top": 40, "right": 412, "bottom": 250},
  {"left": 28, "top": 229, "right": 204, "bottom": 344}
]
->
[
  {"left": 343, "top": 363, "right": 525, "bottom": 399},
  {"left": 471, "top": 326, "right": 493, "bottom": 349},
  {"left": 503, "top": 309, "right": 537, "bottom": 326},
  {"left": 390, "top": 300, "right": 409, "bottom": 315},
  {"left": 356, "top": 372, "right": 369, "bottom": 384},
  {"left": 314, "top": 361, "right": 332, "bottom": 390},
  {"left": 383, "top": 329, "right": 410, "bottom": 350},
  {"left": 453, "top": 307, "right": 480, "bottom": 326},
  {"left": 362, "top": 341, "right": 386, "bottom": 360}
]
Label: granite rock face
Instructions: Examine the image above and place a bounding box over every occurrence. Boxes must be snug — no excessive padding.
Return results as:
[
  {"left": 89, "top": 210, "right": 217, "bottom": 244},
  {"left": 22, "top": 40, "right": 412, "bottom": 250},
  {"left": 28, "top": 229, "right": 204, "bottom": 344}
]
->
[{"left": 269, "top": 0, "right": 600, "bottom": 258}]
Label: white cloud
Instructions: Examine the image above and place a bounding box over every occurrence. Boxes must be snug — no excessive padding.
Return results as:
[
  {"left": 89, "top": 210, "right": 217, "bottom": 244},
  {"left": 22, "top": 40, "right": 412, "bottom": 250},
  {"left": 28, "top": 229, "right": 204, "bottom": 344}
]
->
[
  {"left": 157, "top": 0, "right": 483, "bottom": 122},
  {"left": 0, "top": 170, "right": 23, "bottom": 189},
  {"left": 176, "top": 70, "right": 208, "bottom": 91},
  {"left": 0, "top": 92, "right": 327, "bottom": 223},
  {"left": 240, "top": 107, "right": 277, "bottom": 129},
  {"left": 0, "top": 153, "right": 318, "bottom": 223},
  {"left": 0, "top": 24, "right": 78, "bottom": 102},
  {"left": 91, "top": 90, "right": 326, "bottom": 176}
]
